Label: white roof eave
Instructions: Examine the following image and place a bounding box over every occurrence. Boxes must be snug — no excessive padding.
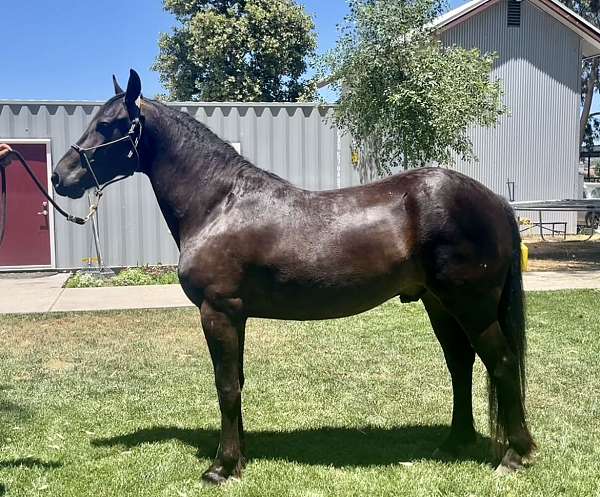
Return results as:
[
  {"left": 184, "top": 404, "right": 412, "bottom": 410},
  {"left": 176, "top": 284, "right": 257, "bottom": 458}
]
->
[
  {"left": 433, "top": 0, "right": 600, "bottom": 58},
  {"left": 431, "top": 0, "right": 491, "bottom": 30}
]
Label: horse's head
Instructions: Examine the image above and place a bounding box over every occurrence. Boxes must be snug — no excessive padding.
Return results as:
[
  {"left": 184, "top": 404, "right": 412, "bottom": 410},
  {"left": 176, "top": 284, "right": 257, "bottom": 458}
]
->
[{"left": 52, "top": 69, "right": 144, "bottom": 199}]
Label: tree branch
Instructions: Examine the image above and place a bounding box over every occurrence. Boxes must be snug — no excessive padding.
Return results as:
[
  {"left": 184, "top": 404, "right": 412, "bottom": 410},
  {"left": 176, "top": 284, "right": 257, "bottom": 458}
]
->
[{"left": 580, "top": 57, "right": 599, "bottom": 145}]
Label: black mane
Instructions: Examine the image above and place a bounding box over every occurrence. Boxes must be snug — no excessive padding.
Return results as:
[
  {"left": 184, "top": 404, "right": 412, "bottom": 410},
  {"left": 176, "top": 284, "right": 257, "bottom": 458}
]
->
[{"left": 145, "top": 98, "right": 291, "bottom": 187}]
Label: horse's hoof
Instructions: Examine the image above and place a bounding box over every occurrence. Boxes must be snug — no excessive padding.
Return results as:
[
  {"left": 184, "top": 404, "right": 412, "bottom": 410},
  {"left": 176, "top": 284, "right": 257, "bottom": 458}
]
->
[
  {"left": 201, "top": 457, "right": 245, "bottom": 486},
  {"left": 495, "top": 448, "right": 524, "bottom": 476},
  {"left": 201, "top": 468, "right": 228, "bottom": 486},
  {"left": 201, "top": 466, "right": 240, "bottom": 486}
]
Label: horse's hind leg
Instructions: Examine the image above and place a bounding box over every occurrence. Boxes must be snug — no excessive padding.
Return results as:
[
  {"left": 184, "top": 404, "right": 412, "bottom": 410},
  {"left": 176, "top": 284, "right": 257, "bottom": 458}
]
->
[
  {"left": 422, "top": 293, "right": 477, "bottom": 457},
  {"left": 453, "top": 299, "right": 535, "bottom": 473},
  {"left": 199, "top": 301, "right": 246, "bottom": 484}
]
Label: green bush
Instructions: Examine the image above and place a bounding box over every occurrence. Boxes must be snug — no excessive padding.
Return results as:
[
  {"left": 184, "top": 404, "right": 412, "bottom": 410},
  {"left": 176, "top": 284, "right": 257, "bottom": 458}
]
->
[
  {"left": 111, "top": 268, "right": 156, "bottom": 287},
  {"left": 65, "top": 266, "right": 179, "bottom": 288},
  {"left": 65, "top": 273, "right": 106, "bottom": 288},
  {"left": 155, "top": 271, "right": 179, "bottom": 285}
]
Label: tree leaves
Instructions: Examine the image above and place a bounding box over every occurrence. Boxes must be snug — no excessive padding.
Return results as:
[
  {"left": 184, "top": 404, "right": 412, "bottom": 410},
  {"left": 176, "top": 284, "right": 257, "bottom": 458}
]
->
[
  {"left": 321, "top": 0, "right": 506, "bottom": 174},
  {"left": 154, "top": 0, "right": 316, "bottom": 102}
]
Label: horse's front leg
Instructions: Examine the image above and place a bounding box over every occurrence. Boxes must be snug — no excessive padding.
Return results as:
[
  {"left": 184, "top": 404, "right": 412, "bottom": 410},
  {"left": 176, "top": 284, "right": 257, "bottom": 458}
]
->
[{"left": 200, "top": 300, "right": 246, "bottom": 484}]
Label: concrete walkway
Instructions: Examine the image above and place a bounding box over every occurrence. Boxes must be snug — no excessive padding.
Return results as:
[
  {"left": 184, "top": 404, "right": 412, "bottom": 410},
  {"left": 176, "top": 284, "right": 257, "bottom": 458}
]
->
[
  {"left": 524, "top": 270, "right": 600, "bottom": 292},
  {"left": 0, "top": 270, "right": 599, "bottom": 315},
  {"left": 0, "top": 273, "right": 190, "bottom": 314}
]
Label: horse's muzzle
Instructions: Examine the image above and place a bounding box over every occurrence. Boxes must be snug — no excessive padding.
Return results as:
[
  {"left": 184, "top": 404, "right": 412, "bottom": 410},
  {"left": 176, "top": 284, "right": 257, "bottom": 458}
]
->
[{"left": 52, "top": 171, "right": 86, "bottom": 199}]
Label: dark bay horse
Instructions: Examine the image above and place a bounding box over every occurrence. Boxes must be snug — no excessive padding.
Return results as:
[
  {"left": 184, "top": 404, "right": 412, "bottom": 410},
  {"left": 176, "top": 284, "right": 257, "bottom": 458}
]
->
[{"left": 53, "top": 70, "right": 535, "bottom": 484}]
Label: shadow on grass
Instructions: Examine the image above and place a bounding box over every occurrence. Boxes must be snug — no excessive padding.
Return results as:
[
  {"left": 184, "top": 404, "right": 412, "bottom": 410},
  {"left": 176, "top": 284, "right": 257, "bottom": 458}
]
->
[
  {"left": 92, "top": 425, "right": 493, "bottom": 467},
  {"left": 0, "top": 394, "right": 32, "bottom": 441},
  {"left": 0, "top": 458, "right": 61, "bottom": 469},
  {"left": 0, "top": 459, "right": 59, "bottom": 496},
  {"left": 0, "top": 398, "right": 29, "bottom": 419}
]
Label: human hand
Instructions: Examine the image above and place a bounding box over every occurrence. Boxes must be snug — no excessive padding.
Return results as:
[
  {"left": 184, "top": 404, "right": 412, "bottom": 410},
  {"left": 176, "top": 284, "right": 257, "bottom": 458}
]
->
[{"left": 0, "top": 144, "right": 13, "bottom": 167}]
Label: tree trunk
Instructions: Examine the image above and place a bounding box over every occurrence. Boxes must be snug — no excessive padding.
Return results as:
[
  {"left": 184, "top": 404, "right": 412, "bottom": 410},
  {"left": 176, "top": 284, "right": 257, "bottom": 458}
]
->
[{"left": 580, "top": 58, "right": 600, "bottom": 146}]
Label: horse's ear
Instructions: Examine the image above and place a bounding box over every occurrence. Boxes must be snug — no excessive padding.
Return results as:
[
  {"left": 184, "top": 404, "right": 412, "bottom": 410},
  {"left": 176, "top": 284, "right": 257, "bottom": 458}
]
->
[
  {"left": 124, "top": 69, "right": 142, "bottom": 118},
  {"left": 112, "top": 74, "right": 124, "bottom": 95}
]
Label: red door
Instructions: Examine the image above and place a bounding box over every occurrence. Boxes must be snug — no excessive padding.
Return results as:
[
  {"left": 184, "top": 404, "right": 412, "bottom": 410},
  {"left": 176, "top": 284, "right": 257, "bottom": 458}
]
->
[{"left": 0, "top": 143, "right": 53, "bottom": 267}]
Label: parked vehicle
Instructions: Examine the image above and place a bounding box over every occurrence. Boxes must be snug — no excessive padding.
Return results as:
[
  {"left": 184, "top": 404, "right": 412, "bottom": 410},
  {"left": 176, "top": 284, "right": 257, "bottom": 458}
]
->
[{"left": 580, "top": 182, "right": 600, "bottom": 229}]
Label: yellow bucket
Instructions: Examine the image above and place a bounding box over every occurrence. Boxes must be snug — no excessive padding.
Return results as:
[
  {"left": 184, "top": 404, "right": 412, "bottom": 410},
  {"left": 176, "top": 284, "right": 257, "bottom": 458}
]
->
[{"left": 520, "top": 242, "right": 529, "bottom": 272}]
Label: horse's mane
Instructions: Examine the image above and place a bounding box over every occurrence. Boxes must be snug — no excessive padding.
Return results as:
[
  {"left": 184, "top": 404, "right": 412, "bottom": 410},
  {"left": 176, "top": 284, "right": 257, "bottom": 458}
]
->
[{"left": 146, "top": 98, "right": 291, "bottom": 186}]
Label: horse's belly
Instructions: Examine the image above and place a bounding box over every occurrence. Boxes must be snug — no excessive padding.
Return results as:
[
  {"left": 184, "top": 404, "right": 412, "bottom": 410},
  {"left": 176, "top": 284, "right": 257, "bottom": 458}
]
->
[{"left": 243, "top": 266, "right": 423, "bottom": 320}]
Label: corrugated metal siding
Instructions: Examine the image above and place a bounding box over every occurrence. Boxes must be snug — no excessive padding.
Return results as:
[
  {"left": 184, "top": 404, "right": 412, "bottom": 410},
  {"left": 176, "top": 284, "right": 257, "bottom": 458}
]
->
[
  {"left": 441, "top": 0, "right": 581, "bottom": 231},
  {"left": 0, "top": 102, "right": 358, "bottom": 269}
]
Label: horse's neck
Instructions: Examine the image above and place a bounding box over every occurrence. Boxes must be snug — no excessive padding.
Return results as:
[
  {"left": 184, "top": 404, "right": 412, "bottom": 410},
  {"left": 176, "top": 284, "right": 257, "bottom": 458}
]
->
[{"left": 139, "top": 104, "right": 242, "bottom": 243}]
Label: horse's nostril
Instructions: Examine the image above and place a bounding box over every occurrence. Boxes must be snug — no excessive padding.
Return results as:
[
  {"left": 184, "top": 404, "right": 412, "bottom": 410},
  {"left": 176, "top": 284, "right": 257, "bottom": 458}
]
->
[{"left": 51, "top": 172, "right": 60, "bottom": 187}]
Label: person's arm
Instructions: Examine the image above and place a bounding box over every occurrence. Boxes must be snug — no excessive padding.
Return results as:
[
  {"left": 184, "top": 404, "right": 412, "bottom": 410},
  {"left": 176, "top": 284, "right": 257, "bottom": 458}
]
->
[{"left": 0, "top": 143, "right": 13, "bottom": 167}]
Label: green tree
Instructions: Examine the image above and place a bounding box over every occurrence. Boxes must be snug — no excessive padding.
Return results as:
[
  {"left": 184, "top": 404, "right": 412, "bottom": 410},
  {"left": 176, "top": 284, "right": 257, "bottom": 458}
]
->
[
  {"left": 154, "top": 0, "right": 317, "bottom": 102},
  {"left": 322, "top": 0, "right": 505, "bottom": 175}
]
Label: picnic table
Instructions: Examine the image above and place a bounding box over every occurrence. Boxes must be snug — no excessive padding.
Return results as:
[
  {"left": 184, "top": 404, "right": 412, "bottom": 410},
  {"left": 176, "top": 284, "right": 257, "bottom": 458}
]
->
[{"left": 510, "top": 199, "right": 600, "bottom": 241}]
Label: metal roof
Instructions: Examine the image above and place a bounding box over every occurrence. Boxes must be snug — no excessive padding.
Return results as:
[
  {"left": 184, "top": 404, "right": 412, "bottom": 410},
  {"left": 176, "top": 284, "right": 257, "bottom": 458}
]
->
[
  {"left": 0, "top": 100, "right": 331, "bottom": 108},
  {"left": 434, "top": 0, "right": 600, "bottom": 57}
]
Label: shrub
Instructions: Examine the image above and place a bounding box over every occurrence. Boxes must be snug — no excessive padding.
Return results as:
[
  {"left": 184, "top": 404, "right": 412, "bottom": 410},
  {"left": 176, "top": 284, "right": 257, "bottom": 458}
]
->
[
  {"left": 64, "top": 266, "right": 179, "bottom": 288},
  {"left": 111, "top": 268, "right": 156, "bottom": 287},
  {"left": 65, "top": 273, "right": 105, "bottom": 288}
]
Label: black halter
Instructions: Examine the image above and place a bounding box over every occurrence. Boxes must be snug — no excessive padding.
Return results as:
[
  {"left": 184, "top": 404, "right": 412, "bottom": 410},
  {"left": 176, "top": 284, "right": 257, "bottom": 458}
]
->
[{"left": 70, "top": 116, "right": 143, "bottom": 193}]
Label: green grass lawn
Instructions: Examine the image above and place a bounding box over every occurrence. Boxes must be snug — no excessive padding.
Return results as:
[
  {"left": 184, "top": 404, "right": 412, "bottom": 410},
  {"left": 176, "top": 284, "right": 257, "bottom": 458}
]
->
[{"left": 0, "top": 291, "right": 599, "bottom": 496}]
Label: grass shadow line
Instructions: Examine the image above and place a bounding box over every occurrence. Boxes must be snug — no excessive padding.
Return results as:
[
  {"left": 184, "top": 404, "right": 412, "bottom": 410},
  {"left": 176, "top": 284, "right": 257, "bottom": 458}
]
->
[
  {"left": 0, "top": 399, "right": 29, "bottom": 420},
  {"left": 0, "top": 458, "right": 61, "bottom": 469},
  {"left": 92, "top": 424, "right": 494, "bottom": 468}
]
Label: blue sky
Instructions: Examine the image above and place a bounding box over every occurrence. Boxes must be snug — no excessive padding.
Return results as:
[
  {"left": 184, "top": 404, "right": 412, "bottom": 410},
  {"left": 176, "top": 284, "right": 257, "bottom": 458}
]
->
[{"left": 3, "top": 0, "right": 463, "bottom": 102}]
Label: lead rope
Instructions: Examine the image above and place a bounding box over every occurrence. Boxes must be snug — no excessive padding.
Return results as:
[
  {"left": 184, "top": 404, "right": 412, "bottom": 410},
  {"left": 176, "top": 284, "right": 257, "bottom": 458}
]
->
[
  {"left": 0, "top": 166, "right": 6, "bottom": 245},
  {"left": 0, "top": 148, "right": 133, "bottom": 245},
  {"left": 6, "top": 150, "right": 88, "bottom": 226}
]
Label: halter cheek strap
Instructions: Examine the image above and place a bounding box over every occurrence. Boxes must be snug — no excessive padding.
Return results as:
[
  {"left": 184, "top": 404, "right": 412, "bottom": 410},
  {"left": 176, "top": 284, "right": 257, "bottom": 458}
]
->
[
  {"left": 71, "top": 117, "right": 143, "bottom": 189},
  {"left": 69, "top": 116, "right": 143, "bottom": 222}
]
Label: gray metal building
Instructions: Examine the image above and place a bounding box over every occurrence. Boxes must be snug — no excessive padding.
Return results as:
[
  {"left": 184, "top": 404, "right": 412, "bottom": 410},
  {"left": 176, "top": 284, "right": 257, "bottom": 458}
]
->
[
  {"left": 1, "top": 0, "right": 599, "bottom": 270},
  {"left": 436, "top": 0, "right": 600, "bottom": 230}
]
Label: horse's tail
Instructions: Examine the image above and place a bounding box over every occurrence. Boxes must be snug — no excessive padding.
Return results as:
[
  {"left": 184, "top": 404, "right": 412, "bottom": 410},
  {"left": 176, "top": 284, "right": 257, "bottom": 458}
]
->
[{"left": 488, "top": 204, "right": 528, "bottom": 453}]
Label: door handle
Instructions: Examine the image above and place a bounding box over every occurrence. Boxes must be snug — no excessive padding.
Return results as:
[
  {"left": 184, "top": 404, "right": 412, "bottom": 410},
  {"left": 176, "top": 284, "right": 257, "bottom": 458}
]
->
[{"left": 37, "top": 201, "right": 48, "bottom": 217}]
